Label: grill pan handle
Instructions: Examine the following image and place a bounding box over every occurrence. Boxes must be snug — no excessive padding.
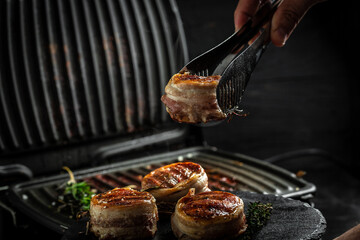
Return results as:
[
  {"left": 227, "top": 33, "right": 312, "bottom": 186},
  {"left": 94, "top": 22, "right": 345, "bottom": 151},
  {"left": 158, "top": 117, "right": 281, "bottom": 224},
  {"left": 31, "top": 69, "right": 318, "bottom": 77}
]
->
[
  {"left": 90, "top": 129, "right": 187, "bottom": 166},
  {"left": 0, "top": 164, "right": 33, "bottom": 184}
]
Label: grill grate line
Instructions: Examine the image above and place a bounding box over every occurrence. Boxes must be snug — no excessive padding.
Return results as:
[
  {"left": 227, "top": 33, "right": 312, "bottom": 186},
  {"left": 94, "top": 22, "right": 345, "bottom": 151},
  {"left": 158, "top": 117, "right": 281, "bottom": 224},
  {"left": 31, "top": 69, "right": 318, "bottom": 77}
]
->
[
  {"left": 240, "top": 164, "right": 296, "bottom": 190},
  {"left": 85, "top": 177, "right": 112, "bottom": 193},
  {"left": 20, "top": 0, "right": 51, "bottom": 144},
  {"left": 142, "top": 0, "right": 170, "bottom": 123},
  {"left": 94, "top": 0, "right": 126, "bottom": 132},
  {"left": 57, "top": 0, "right": 90, "bottom": 138},
  {"left": 129, "top": 168, "right": 150, "bottom": 177},
  {"left": 196, "top": 158, "right": 278, "bottom": 193},
  {"left": 208, "top": 175, "right": 241, "bottom": 192},
  {"left": 7, "top": 0, "right": 35, "bottom": 147},
  {"left": 169, "top": 0, "right": 189, "bottom": 67},
  {"left": 113, "top": 172, "right": 142, "bottom": 188},
  {"left": 118, "top": 0, "right": 149, "bottom": 127},
  {"left": 131, "top": 0, "right": 160, "bottom": 125},
  {"left": 0, "top": 68, "right": 21, "bottom": 149},
  {"left": 118, "top": 170, "right": 143, "bottom": 184},
  {"left": 105, "top": 173, "right": 134, "bottom": 188},
  {"left": 82, "top": 0, "right": 113, "bottom": 134},
  {"left": 33, "top": 0, "right": 63, "bottom": 141},
  {"left": 106, "top": 0, "right": 137, "bottom": 132},
  {"left": 0, "top": 135, "right": 4, "bottom": 151},
  {"left": 92, "top": 175, "right": 122, "bottom": 189},
  {"left": 138, "top": 166, "right": 153, "bottom": 175},
  {"left": 69, "top": 0, "right": 101, "bottom": 136},
  {"left": 207, "top": 184, "right": 222, "bottom": 191},
  {"left": 155, "top": 0, "right": 177, "bottom": 75},
  {"left": 45, "top": 0, "right": 79, "bottom": 139}
]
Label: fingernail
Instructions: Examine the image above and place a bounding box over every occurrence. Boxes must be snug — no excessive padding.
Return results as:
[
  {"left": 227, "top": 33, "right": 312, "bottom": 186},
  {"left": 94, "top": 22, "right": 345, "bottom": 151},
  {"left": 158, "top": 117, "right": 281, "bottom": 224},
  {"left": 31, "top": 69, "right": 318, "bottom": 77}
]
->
[
  {"left": 235, "top": 16, "right": 250, "bottom": 32},
  {"left": 276, "top": 28, "right": 289, "bottom": 46}
]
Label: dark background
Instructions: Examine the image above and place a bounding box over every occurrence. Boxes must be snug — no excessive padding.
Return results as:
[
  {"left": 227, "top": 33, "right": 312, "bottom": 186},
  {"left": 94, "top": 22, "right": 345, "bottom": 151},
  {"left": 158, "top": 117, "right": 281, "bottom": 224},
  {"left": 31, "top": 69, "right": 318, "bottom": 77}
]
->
[{"left": 177, "top": 0, "right": 360, "bottom": 239}]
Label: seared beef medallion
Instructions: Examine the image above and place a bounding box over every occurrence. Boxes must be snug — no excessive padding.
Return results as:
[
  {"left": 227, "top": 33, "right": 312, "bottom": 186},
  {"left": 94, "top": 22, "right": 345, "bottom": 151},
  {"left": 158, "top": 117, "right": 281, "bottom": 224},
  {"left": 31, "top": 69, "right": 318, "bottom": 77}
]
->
[
  {"left": 141, "top": 162, "right": 210, "bottom": 213},
  {"left": 161, "top": 72, "right": 226, "bottom": 124},
  {"left": 171, "top": 189, "right": 247, "bottom": 240},
  {"left": 90, "top": 188, "right": 158, "bottom": 240}
]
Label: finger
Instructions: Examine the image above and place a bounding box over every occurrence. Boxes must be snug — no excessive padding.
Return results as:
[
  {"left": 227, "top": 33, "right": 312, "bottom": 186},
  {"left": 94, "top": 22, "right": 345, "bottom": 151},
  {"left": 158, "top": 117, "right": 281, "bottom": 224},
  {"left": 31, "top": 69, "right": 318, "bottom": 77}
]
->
[
  {"left": 271, "top": 0, "right": 324, "bottom": 47},
  {"left": 234, "top": 0, "right": 261, "bottom": 31}
]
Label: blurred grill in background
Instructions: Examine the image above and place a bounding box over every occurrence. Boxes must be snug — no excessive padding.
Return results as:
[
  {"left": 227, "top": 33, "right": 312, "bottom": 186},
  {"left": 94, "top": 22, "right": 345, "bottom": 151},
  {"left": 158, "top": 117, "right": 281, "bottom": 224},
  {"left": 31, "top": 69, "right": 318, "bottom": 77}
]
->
[
  {"left": 0, "top": 0, "right": 194, "bottom": 176},
  {"left": 0, "top": 0, "right": 187, "bottom": 154}
]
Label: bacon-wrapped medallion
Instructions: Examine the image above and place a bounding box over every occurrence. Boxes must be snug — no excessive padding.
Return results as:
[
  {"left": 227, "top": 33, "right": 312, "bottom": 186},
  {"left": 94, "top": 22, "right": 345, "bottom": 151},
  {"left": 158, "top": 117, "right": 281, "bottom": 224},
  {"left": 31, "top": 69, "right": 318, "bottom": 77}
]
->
[
  {"left": 171, "top": 190, "right": 247, "bottom": 240},
  {"left": 90, "top": 188, "right": 158, "bottom": 240},
  {"left": 141, "top": 162, "right": 210, "bottom": 213},
  {"left": 161, "top": 72, "right": 226, "bottom": 124}
]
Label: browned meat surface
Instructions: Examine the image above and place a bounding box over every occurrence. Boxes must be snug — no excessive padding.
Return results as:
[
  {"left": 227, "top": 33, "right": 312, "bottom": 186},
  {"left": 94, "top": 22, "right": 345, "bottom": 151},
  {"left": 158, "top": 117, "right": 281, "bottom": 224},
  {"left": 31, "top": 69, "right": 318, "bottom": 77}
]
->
[
  {"left": 171, "top": 190, "right": 247, "bottom": 240},
  {"left": 90, "top": 188, "right": 158, "bottom": 240},
  {"left": 141, "top": 162, "right": 210, "bottom": 213},
  {"left": 161, "top": 72, "right": 226, "bottom": 124}
]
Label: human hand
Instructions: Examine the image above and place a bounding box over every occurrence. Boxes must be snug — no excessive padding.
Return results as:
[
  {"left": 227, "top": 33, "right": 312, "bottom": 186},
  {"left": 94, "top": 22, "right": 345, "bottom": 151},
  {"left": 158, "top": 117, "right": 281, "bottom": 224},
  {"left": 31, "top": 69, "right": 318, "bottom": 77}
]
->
[
  {"left": 234, "top": 0, "right": 325, "bottom": 47},
  {"left": 334, "top": 224, "right": 360, "bottom": 240}
]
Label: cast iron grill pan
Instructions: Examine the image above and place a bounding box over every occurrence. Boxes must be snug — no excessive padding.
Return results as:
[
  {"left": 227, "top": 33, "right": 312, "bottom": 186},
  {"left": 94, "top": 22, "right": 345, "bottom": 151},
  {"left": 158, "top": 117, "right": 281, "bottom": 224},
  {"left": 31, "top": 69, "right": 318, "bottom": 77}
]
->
[{"left": 9, "top": 147, "right": 316, "bottom": 234}]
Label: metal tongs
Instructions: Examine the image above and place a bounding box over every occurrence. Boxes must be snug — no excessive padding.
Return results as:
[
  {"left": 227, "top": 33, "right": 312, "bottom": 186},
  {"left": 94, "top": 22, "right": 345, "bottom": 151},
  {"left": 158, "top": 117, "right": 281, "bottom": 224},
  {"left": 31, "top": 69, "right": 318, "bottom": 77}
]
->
[{"left": 179, "top": 0, "right": 281, "bottom": 116}]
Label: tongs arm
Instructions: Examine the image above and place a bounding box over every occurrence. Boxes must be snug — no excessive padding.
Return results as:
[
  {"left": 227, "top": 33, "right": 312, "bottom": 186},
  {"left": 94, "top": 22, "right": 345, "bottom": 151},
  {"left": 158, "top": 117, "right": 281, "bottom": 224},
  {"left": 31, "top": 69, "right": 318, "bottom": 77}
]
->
[
  {"left": 179, "top": 0, "right": 281, "bottom": 76},
  {"left": 215, "top": 0, "right": 282, "bottom": 114}
]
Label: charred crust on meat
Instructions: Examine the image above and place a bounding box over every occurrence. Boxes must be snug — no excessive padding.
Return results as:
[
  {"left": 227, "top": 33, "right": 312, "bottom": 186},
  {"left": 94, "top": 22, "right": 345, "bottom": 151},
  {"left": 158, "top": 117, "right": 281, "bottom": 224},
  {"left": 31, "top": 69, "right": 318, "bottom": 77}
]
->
[
  {"left": 179, "top": 191, "right": 242, "bottom": 219},
  {"left": 89, "top": 188, "right": 158, "bottom": 240},
  {"left": 91, "top": 188, "right": 154, "bottom": 207},
  {"left": 161, "top": 72, "right": 227, "bottom": 124},
  {"left": 142, "top": 162, "right": 203, "bottom": 190},
  {"left": 141, "top": 162, "right": 210, "bottom": 214},
  {"left": 171, "top": 190, "right": 247, "bottom": 240}
]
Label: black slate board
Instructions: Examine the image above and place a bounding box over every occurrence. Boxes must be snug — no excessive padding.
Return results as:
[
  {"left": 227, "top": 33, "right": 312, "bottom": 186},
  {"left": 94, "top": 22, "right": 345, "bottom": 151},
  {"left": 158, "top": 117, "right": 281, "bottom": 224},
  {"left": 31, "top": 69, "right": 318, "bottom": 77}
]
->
[{"left": 62, "top": 191, "right": 326, "bottom": 240}]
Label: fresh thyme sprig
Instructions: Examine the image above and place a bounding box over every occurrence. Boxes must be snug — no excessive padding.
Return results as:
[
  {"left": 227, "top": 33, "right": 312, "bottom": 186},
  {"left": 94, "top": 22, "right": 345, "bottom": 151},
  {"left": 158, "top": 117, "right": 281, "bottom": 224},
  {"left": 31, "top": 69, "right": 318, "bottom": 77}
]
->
[
  {"left": 59, "top": 167, "right": 96, "bottom": 213},
  {"left": 239, "top": 201, "right": 273, "bottom": 240},
  {"left": 64, "top": 181, "right": 95, "bottom": 211}
]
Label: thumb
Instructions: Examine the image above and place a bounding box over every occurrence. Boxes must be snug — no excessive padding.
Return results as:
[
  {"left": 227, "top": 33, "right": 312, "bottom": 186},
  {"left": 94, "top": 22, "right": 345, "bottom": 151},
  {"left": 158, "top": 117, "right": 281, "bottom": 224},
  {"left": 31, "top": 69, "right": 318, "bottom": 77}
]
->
[{"left": 271, "top": 0, "right": 324, "bottom": 47}]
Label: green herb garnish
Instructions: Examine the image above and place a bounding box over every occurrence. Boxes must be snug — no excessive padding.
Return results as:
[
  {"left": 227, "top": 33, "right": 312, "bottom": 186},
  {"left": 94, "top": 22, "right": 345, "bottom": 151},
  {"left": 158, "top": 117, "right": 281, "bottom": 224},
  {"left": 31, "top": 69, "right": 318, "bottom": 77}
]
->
[
  {"left": 56, "top": 167, "right": 96, "bottom": 216},
  {"left": 239, "top": 201, "right": 273, "bottom": 240},
  {"left": 64, "top": 181, "right": 95, "bottom": 211}
]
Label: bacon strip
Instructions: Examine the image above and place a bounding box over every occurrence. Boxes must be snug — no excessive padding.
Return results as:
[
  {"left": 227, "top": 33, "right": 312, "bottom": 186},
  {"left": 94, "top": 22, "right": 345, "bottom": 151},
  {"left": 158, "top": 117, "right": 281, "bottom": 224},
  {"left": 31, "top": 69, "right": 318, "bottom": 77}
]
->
[
  {"left": 161, "top": 72, "right": 226, "bottom": 123},
  {"left": 90, "top": 188, "right": 158, "bottom": 240}
]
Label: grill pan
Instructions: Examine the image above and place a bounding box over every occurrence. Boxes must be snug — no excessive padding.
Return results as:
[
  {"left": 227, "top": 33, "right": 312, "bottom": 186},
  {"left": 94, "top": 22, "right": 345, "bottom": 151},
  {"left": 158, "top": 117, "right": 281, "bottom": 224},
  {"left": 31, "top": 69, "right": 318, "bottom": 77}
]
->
[{"left": 8, "top": 146, "right": 316, "bottom": 234}]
